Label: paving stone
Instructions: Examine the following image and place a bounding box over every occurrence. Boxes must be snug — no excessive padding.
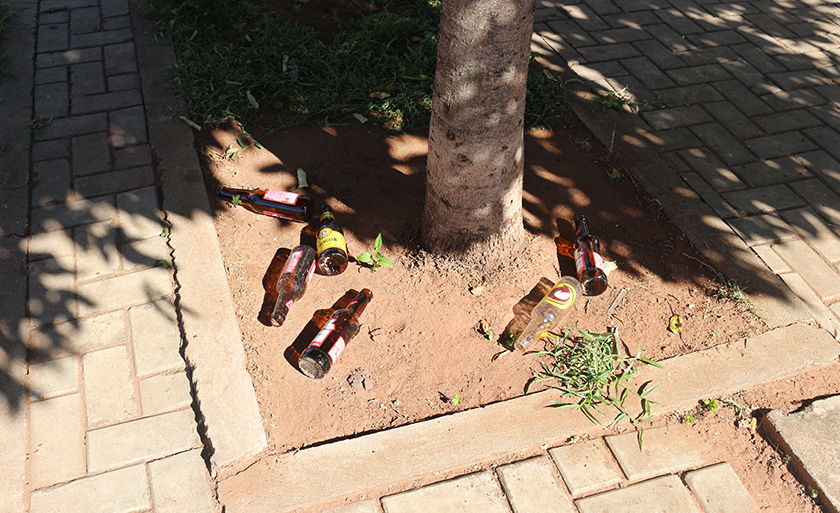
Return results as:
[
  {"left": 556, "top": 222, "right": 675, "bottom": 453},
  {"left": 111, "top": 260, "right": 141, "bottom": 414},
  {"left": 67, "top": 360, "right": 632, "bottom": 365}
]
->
[
  {"left": 764, "top": 395, "right": 840, "bottom": 513},
  {"left": 721, "top": 60, "right": 780, "bottom": 96},
  {"left": 28, "top": 355, "right": 79, "bottom": 399},
  {"left": 139, "top": 371, "right": 193, "bottom": 415},
  {"left": 27, "top": 255, "right": 77, "bottom": 326},
  {"left": 34, "top": 112, "right": 108, "bottom": 142},
  {"left": 87, "top": 408, "right": 201, "bottom": 472},
  {"left": 497, "top": 456, "right": 576, "bottom": 512},
  {"left": 28, "top": 228, "right": 75, "bottom": 261},
  {"left": 109, "top": 105, "right": 148, "bottom": 147},
  {"left": 115, "top": 186, "right": 162, "bottom": 240},
  {"left": 38, "top": 22, "right": 69, "bottom": 53},
  {"left": 686, "top": 29, "right": 747, "bottom": 48},
  {"left": 70, "top": 60, "right": 105, "bottom": 96},
  {"left": 107, "top": 72, "right": 141, "bottom": 92},
  {"left": 38, "top": 10, "right": 69, "bottom": 24},
  {"left": 632, "top": 39, "right": 686, "bottom": 70},
  {"left": 685, "top": 463, "right": 758, "bottom": 513},
  {"left": 28, "top": 310, "right": 128, "bottom": 360},
  {"left": 323, "top": 502, "right": 380, "bottom": 513},
  {"left": 82, "top": 344, "right": 140, "bottom": 428},
  {"left": 36, "top": 47, "right": 101, "bottom": 68},
  {"left": 621, "top": 56, "right": 676, "bottom": 89},
  {"left": 752, "top": 243, "right": 793, "bottom": 274},
  {"left": 809, "top": 104, "right": 840, "bottom": 133},
  {"left": 28, "top": 393, "right": 85, "bottom": 488},
  {"left": 606, "top": 426, "right": 709, "bottom": 481},
  {"left": 780, "top": 208, "right": 840, "bottom": 262},
  {"left": 73, "top": 220, "right": 119, "bottom": 280},
  {"left": 727, "top": 214, "right": 797, "bottom": 245},
  {"left": 656, "top": 84, "right": 725, "bottom": 106},
  {"left": 113, "top": 143, "right": 152, "bottom": 170},
  {"left": 129, "top": 299, "right": 184, "bottom": 376},
  {"left": 381, "top": 471, "right": 509, "bottom": 513},
  {"left": 667, "top": 63, "right": 731, "bottom": 86},
  {"left": 34, "top": 81, "right": 69, "bottom": 118},
  {"left": 601, "top": 10, "right": 660, "bottom": 29},
  {"left": 70, "top": 6, "right": 100, "bottom": 34},
  {"left": 550, "top": 439, "right": 623, "bottom": 496},
  {"left": 70, "top": 27, "right": 132, "bottom": 48},
  {"left": 32, "top": 158, "right": 72, "bottom": 207},
  {"left": 804, "top": 126, "right": 840, "bottom": 163},
  {"left": 29, "top": 464, "right": 150, "bottom": 513},
  {"left": 732, "top": 156, "right": 812, "bottom": 188},
  {"left": 576, "top": 475, "right": 702, "bottom": 513},
  {"left": 641, "top": 127, "right": 702, "bottom": 152},
  {"left": 642, "top": 105, "right": 712, "bottom": 130},
  {"left": 104, "top": 42, "right": 137, "bottom": 75},
  {"left": 72, "top": 131, "right": 110, "bottom": 176},
  {"left": 121, "top": 235, "right": 169, "bottom": 272},
  {"left": 677, "top": 147, "right": 746, "bottom": 192},
  {"left": 721, "top": 184, "right": 804, "bottom": 215},
  {"left": 71, "top": 89, "right": 142, "bottom": 116},
  {"left": 788, "top": 177, "right": 840, "bottom": 226},
  {"left": 148, "top": 449, "right": 215, "bottom": 513},
  {"left": 712, "top": 80, "right": 774, "bottom": 116},
  {"left": 691, "top": 122, "right": 755, "bottom": 166},
  {"left": 32, "top": 138, "right": 71, "bottom": 161},
  {"left": 762, "top": 89, "right": 827, "bottom": 112},
  {"left": 578, "top": 43, "right": 641, "bottom": 62},
  {"left": 563, "top": 3, "right": 611, "bottom": 31},
  {"left": 680, "top": 172, "right": 740, "bottom": 218},
  {"left": 102, "top": 0, "right": 130, "bottom": 17},
  {"left": 772, "top": 240, "right": 840, "bottom": 301},
  {"left": 35, "top": 65, "right": 67, "bottom": 85},
  {"left": 656, "top": 8, "right": 704, "bottom": 34},
  {"left": 103, "top": 15, "right": 131, "bottom": 31},
  {"left": 76, "top": 266, "right": 172, "bottom": 316},
  {"left": 702, "top": 101, "right": 763, "bottom": 139},
  {"left": 75, "top": 166, "right": 155, "bottom": 199},
  {"left": 744, "top": 132, "right": 818, "bottom": 160}
]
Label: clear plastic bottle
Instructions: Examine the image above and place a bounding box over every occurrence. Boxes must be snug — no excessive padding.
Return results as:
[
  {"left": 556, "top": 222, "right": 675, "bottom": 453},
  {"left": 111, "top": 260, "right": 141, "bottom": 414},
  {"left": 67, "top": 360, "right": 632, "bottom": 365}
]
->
[{"left": 515, "top": 276, "right": 582, "bottom": 351}]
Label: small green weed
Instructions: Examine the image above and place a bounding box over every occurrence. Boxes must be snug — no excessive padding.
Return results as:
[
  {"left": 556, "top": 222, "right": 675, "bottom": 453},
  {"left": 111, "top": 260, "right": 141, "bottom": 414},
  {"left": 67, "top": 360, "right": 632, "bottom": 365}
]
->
[
  {"left": 356, "top": 233, "right": 393, "bottom": 272},
  {"left": 702, "top": 398, "right": 719, "bottom": 412},
  {"left": 26, "top": 116, "right": 52, "bottom": 133},
  {"left": 222, "top": 131, "right": 264, "bottom": 161},
  {"left": 527, "top": 327, "right": 662, "bottom": 449},
  {"left": 715, "top": 281, "right": 764, "bottom": 319},
  {"left": 451, "top": 393, "right": 462, "bottom": 405},
  {"left": 684, "top": 413, "right": 695, "bottom": 424},
  {"left": 159, "top": 228, "right": 171, "bottom": 237},
  {"left": 158, "top": 259, "right": 173, "bottom": 268}
]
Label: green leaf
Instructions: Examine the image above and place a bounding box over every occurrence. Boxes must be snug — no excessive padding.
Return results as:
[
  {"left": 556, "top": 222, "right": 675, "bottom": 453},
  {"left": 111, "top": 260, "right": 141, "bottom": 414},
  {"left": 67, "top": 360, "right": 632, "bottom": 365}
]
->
[
  {"left": 373, "top": 233, "right": 383, "bottom": 252},
  {"left": 377, "top": 254, "right": 393, "bottom": 268},
  {"left": 356, "top": 252, "right": 375, "bottom": 266}
]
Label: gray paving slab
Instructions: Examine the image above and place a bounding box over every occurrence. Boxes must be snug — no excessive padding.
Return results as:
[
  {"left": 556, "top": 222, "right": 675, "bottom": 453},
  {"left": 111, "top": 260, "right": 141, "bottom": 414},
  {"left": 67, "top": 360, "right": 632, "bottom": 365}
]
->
[
  {"left": 381, "top": 471, "right": 509, "bottom": 513},
  {"left": 605, "top": 425, "right": 711, "bottom": 481},
  {"left": 685, "top": 463, "right": 759, "bottom": 513},
  {"left": 549, "top": 439, "right": 623, "bottom": 496},
  {"left": 764, "top": 394, "right": 840, "bottom": 513},
  {"left": 575, "top": 475, "right": 702, "bottom": 513},
  {"left": 497, "top": 456, "right": 576, "bottom": 513}
]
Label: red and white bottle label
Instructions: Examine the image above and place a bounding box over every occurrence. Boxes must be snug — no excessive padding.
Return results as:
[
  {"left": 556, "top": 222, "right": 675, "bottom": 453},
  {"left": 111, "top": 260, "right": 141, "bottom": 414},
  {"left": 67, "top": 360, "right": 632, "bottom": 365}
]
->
[
  {"left": 574, "top": 248, "right": 605, "bottom": 273},
  {"left": 544, "top": 282, "right": 577, "bottom": 310},
  {"left": 263, "top": 189, "right": 299, "bottom": 205},
  {"left": 311, "top": 319, "right": 346, "bottom": 364},
  {"left": 282, "top": 250, "right": 302, "bottom": 275}
]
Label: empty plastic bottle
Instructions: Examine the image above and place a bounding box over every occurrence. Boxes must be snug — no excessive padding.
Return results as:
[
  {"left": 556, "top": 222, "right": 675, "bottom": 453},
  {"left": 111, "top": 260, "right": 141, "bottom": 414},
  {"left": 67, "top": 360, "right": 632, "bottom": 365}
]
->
[{"left": 515, "top": 276, "right": 581, "bottom": 351}]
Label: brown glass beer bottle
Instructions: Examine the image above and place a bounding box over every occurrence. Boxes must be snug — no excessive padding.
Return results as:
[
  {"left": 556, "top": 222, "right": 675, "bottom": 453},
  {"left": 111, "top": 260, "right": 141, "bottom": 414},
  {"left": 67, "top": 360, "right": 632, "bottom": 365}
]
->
[
  {"left": 315, "top": 205, "right": 349, "bottom": 276},
  {"left": 270, "top": 245, "right": 317, "bottom": 327},
  {"left": 217, "top": 186, "right": 312, "bottom": 223},
  {"left": 574, "top": 214, "right": 609, "bottom": 296},
  {"left": 298, "top": 288, "right": 373, "bottom": 379}
]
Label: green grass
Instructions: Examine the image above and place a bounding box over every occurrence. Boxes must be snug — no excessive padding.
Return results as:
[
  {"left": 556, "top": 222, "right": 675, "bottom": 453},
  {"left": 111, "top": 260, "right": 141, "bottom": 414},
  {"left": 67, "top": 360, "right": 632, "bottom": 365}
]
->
[
  {"left": 147, "top": 0, "right": 572, "bottom": 132},
  {"left": 527, "top": 327, "right": 662, "bottom": 448}
]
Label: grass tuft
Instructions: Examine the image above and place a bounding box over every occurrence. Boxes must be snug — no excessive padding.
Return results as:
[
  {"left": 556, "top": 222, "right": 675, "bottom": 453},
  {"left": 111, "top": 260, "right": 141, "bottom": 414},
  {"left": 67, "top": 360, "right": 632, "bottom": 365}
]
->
[{"left": 527, "top": 327, "right": 662, "bottom": 449}]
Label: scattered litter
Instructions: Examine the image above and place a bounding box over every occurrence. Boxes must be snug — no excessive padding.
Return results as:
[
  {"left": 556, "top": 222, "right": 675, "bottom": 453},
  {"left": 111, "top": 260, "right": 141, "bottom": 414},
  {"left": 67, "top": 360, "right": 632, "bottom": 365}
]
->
[
  {"left": 369, "top": 91, "right": 391, "bottom": 99},
  {"left": 607, "top": 288, "right": 627, "bottom": 317},
  {"left": 179, "top": 116, "right": 202, "bottom": 131},
  {"left": 668, "top": 315, "right": 684, "bottom": 333},
  {"left": 352, "top": 113, "right": 369, "bottom": 124},
  {"left": 296, "top": 168, "right": 308, "bottom": 188},
  {"left": 246, "top": 90, "right": 259, "bottom": 110}
]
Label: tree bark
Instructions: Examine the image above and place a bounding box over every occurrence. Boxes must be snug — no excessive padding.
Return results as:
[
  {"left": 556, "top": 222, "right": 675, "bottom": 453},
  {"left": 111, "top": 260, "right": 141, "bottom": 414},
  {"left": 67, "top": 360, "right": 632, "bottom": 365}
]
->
[{"left": 422, "top": 0, "right": 534, "bottom": 262}]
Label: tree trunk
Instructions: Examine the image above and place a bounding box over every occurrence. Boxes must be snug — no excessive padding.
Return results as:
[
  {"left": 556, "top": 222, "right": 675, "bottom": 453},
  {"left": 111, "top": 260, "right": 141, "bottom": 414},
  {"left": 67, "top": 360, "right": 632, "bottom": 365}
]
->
[{"left": 422, "top": 0, "right": 535, "bottom": 263}]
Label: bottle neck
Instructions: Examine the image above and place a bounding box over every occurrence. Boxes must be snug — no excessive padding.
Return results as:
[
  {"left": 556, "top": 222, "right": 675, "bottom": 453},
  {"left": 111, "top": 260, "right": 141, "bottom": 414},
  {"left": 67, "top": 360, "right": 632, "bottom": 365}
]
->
[
  {"left": 345, "top": 288, "right": 373, "bottom": 318},
  {"left": 575, "top": 215, "right": 590, "bottom": 239}
]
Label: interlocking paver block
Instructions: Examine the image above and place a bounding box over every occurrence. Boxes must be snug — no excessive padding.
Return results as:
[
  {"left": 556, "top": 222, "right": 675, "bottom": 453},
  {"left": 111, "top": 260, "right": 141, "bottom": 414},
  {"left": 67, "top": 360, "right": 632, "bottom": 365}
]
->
[
  {"left": 745, "top": 132, "right": 818, "bottom": 160},
  {"left": 691, "top": 122, "right": 755, "bottom": 166},
  {"left": 733, "top": 156, "right": 811, "bottom": 188},
  {"left": 109, "top": 105, "right": 148, "bottom": 147},
  {"left": 74, "top": 165, "right": 155, "bottom": 198},
  {"left": 104, "top": 42, "right": 138, "bottom": 75},
  {"left": 116, "top": 186, "right": 162, "bottom": 240},
  {"left": 71, "top": 89, "right": 143, "bottom": 116},
  {"left": 76, "top": 265, "right": 172, "bottom": 316},
  {"left": 121, "top": 235, "right": 169, "bottom": 272},
  {"left": 621, "top": 56, "right": 676, "bottom": 89},
  {"left": 643, "top": 105, "right": 712, "bottom": 130},
  {"left": 323, "top": 502, "right": 380, "bottom": 513},
  {"left": 641, "top": 127, "right": 702, "bottom": 152},
  {"left": 70, "top": 6, "right": 100, "bottom": 35},
  {"left": 102, "top": 0, "right": 130, "bottom": 17},
  {"left": 576, "top": 475, "right": 702, "bottom": 513},
  {"left": 139, "top": 371, "right": 193, "bottom": 415},
  {"left": 108, "top": 73, "right": 141, "bottom": 92},
  {"left": 712, "top": 80, "right": 773, "bottom": 116},
  {"left": 578, "top": 42, "right": 641, "bottom": 62},
  {"left": 685, "top": 463, "right": 758, "bottom": 513},
  {"left": 721, "top": 184, "right": 804, "bottom": 215},
  {"left": 773, "top": 240, "right": 840, "bottom": 301},
  {"left": 71, "top": 27, "right": 133, "bottom": 48},
  {"left": 633, "top": 39, "right": 686, "bottom": 70},
  {"left": 381, "top": 471, "right": 509, "bottom": 513},
  {"left": 606, "top": 425, "right": 709, "bottom": 481},
  {"left": 32, "top": 159, "right": 72, "bottom": 207},
  {"left": 497, "top": 456, "right": 576, "bottom": 512},
  {"left": 28, "top": 355, "right": 79, "bottom": 399},
  {"left": 70, "top": 60, "right": 105, "bottom": 96},
  {"left": 35, "top": 65, "right": 66, "bottom": 85},
  {"left": 727, "top": 214, "right": 796, "bottom": 246},
  {"left": 804, "top": 126, "right": 840, "bottom": 162},
  {"left": 72, "top": 131, "right": 110, "bottom": 177},
  {"left": 148, "top": 449, "right": 215, "bottom": 513},
  {"left": 29, "top": 310, "right": 128, "bottom": 360},
  {"left": 82, "top": 344, "right": 140, "bottom": 428},
  {"left": 32, "top": 138, "right": 71, "bottom": 162},
  {"left": 763, "top": 89, "right": 826, "bottom": 112},
  {"left": 38, "top": 23, "right": 69, "bottom": 53},
  {"left": 34, "top": 112, "right": 107, "bottom": 141},
  {"left": 36, "top": 47, "right": 101, "bottom": 69},
  {"left": 677, "top": 147, "right": 745, "bottom": 192},
  {"left": 86, "top": 408, "right": 201, "bottom": 472},
  {"left": 752, "top": 244, "right": 793, "bottom": 274},
  {"left": 74, "top": 220, "right": 120, "bottom": 280},
  {"left": 28, "top": 228, "right": 75, "bottom": 261},
  {"left": 780, "top": 208, "right": 840, "bottom": 262},
  {"left": 29, "top": 464, "right": 150, "bottom": 513},
  {"left": 27, "top": 255, "right": 77, "bottom": 326},
  {"left": 667, "top": 64, "right": 731, "bottom": 86},
  {"left": 34, "top": 82, "right": 69, "bottom": 118},
  {"left": 550, "top": 439, "right": 623, "bottom": 496},
  {"left": 703, "top": 101, "right": 763, "bottom": 140},
  {"left": 680, "top": 172, "right": 740, "bottom": 219},
  {"left": 788, "top": 177, "right": 840, "bottom": 226},
  {"left": 28, "top": 393, "right": 85, "bottom": 488},
  {"left": 130, "top": 299, "right": 185, "bottom": 376}
]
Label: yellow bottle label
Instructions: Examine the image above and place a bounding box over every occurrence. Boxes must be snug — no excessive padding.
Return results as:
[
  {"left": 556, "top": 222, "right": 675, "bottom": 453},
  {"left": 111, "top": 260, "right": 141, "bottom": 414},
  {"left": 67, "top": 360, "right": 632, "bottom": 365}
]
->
[
  {"left": 320, "top": 211, "right": 336, "bottom": 223},
  {"left": 542, "top": 282, "right": 577, "bottom": 310},
  {"left": 317, "top": 228, "right": 347, "bottom": 253}
]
